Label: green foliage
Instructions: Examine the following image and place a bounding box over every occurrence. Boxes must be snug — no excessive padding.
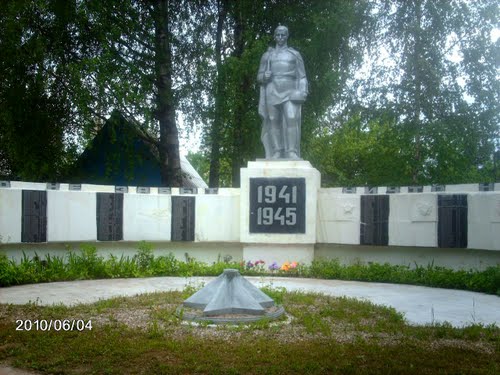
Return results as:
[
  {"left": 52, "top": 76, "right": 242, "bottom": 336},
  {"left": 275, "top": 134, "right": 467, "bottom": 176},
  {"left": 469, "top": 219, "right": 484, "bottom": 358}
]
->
[
  {"left": 185, "top": 151, "right": 210, "bottom": 186},
  {"left": 1, "top": 0, "right": 497, "bottom": 187},
  {"left": 317, "top": 0, "right": 499, "bottom": 186},
  {"left": 259, "top": 286, "right": 287, "bottom": 305},
  {"left": 1, "top": 248, "right": 499, "bottom": 296},
  {"left": 190, "top": 0, "right": 373, "bottom": 187},
  {"left": 310, "top": 115, "right": 410, "bottom": 186},
  {"left": 0, "top": 254, "right": 14, "bottom": 285},
  {"left": 0, "top": 0, "right": 79, "bottom": 179},
  {"left": 308, "top": 258, "right": 500, "bottom": 295},
  {"left": 134, "top": 241, "right": 155, "bottom": 272}
]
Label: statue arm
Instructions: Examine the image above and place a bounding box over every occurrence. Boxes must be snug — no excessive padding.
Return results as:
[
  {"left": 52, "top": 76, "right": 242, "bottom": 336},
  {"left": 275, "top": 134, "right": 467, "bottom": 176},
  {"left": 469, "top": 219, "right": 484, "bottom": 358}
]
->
[
  {"left": 257, "top": 51, "right": 270, "bottom": 85},
  {"left": 295, "top": 52, "right": 308, "bottom": 95}
]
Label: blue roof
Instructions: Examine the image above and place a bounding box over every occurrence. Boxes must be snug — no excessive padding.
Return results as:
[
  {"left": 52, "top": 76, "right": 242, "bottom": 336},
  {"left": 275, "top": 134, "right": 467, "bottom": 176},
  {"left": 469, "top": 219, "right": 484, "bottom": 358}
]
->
[{"left": 70, "top": 112, "right": 207, "bottom": 188}]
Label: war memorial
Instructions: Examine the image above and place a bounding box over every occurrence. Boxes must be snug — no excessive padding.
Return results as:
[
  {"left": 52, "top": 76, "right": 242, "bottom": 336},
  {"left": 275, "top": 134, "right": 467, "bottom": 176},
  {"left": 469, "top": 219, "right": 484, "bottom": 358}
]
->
[
  {"left": 0, "top": 23, "right": 499, "bottom": 375},
  {"left": 0, "top": 26, "right": 499, "bottom": 271}
]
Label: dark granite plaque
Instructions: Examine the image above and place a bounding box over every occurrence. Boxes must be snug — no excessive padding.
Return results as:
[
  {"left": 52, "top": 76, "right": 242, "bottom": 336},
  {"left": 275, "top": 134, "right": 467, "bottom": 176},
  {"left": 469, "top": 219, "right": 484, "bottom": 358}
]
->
[
  {"left": 22, "top": 190, "right": 47, "bottom": 243},
  {"left": 96, "top": 193, "right": 123, "bottom": 241},
  {"left": 249, "top": 177, "right": 305, "bottom": 233},
  {"left": 438, "top": 194, "right": 467, "bottom": 248},
  {"left": 360, "top": 195, "right": 389, "bottom": 246},
  {"left": 171, "top": 196, "right": 195, "bottom": 241}
]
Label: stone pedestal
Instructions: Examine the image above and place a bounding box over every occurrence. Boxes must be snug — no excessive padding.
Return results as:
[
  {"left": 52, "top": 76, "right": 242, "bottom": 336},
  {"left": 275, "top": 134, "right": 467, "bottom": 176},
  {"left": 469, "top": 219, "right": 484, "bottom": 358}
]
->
[{"left": 240, "top": 160, "right": 321, "bottom": 265}]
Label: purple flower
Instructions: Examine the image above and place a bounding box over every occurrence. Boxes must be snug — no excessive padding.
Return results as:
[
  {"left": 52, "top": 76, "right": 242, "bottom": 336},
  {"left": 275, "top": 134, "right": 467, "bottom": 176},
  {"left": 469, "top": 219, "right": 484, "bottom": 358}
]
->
[
  {"left": 268, "top": 261, "right": 279, "bottom": 271},
  {"left": 246, "top": 261, "right": 254, "bottom": 268}
]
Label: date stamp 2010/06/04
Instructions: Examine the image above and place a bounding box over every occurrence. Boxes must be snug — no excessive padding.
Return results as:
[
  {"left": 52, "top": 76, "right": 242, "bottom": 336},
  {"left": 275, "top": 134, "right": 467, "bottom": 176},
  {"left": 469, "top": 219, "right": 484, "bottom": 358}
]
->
[{"left": 16, "top": 319, "right": 92, "bottom": 331}]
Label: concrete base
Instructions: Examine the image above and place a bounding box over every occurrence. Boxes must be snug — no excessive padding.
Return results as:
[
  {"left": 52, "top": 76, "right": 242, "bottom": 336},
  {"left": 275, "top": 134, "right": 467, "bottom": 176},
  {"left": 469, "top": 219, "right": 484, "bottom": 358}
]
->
[
  {"left": 240, "top": 160, "right": 320, "bottom": 244},
  {"left": 239, "top": 160, "right": 319, "bottom": 267},
  {"left": 315, "top": 243, "right": 500, "bottom": 271},
  {"left": 243, "top": 243, "right": 314, "bottom": 266},
  {"left": 0, "top": 241, "right": 243, "bottom": 264}
]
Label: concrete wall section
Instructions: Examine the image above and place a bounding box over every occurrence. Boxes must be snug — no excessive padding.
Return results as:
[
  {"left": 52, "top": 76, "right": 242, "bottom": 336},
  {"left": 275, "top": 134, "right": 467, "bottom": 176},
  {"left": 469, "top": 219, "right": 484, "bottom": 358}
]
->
[
  {"left": 0, "top": 189, "right": 22, "bottom": 243},
  {"left": 446, "top": 184, "right": 478, "bottom": 192},
  {"left": 215, "top": 188, "right": 240, "bottom": 196},
  {"left": 195, "top": 194, "right": 240, "bottom": 242},
  {"left": 80, "top": 184, "right": 119, "bottom": 192},
  {"left": 243, "top": 243, "right": 314, "bottom": 265},
  {"left": 1, "top": 182, "right": 499, "bottom": 253},
  {"left": 389, "top": 194, "right": 437, "bottom": 247},
  {"left": 468, "top": 193, "right": 500, "bottom": 251},
  {"left": 123, "top": 194, "right": 171, "bottom": 241},
  {"left": 316, "top": 190, "right": 360, "bottom": 244},
  {"left": 0, "top": 241, "right": 243, "bottom": 265},
  {"left": 315, "top": 244, "right": 500, "bottom": 271},
  {"left": 47, "top": 191, "right": 97, "bottom": 242},
  {"left": 9, "top": 182, "right": 47, "bottom": 190}
]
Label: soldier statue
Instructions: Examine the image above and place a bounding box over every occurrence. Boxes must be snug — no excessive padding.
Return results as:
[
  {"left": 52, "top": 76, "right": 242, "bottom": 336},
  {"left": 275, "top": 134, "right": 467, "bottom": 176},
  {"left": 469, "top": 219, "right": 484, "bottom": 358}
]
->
[{"left": 257, "top": 25, "right": 308, "bottom": 159}]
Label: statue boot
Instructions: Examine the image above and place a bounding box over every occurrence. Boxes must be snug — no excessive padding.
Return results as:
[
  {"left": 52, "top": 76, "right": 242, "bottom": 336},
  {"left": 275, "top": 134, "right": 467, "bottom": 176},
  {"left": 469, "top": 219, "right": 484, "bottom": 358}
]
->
[
  {"left": 269, "top": 127, "right": 283, "bottom": 159},
  {"left": 285, "top": 126, "right": 300, "bottom": 159}
]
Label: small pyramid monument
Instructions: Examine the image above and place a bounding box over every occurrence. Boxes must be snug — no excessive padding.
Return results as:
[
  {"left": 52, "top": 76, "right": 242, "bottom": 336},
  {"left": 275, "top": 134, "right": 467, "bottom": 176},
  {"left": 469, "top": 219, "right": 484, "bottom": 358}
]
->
[{"left": 184, "top": 269, "right": 275, "bottom": 316}]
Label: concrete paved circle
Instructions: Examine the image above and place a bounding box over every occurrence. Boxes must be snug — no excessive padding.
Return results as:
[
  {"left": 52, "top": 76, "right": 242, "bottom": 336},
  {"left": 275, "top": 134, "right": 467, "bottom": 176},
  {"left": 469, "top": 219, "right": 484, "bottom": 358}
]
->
[{"left": 1, "top": 276, "right": 499, "bottom": 327}]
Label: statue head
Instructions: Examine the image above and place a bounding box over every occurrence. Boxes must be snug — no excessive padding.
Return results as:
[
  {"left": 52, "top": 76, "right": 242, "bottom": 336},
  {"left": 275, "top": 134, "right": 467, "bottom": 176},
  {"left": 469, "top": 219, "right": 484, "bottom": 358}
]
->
[
  {"left": 274, "top": 25, "right": 289, "bottom": 46},
  {"left": 274, "top": 25, "right": 289, "bottom": 36}
]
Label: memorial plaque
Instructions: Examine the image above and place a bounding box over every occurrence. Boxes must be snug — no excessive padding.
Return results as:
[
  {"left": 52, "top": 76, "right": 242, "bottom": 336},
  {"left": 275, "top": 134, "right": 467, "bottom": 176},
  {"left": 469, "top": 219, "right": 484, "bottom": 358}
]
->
[
  {"left": 22, "top": 190, "right": 47, "bottom": 242},
  {"left": 249, "top": 177, "right": 305, "bottom": 233},
  {"left": 158, "top": 187, "right": 171, "bottom": 194},
  {"left": 431, "top": 184, "right": 446, "bottom": 192},
  {"left": 180, "top": 187, "right": 198, "bottom": 194},
  {"left": 386, "top": 186, "right": 400, "bottom": 194},
  {"left": 171, "top": 196, "right": 195, "bottom": 241},
  {"left": 408, "top": 186, "right": 423, "bottom": 193},
  {"left": 479, "top": 183, "right": 494, "bottom": 192},
  {"left": 360, "top": 195, "right": 389, "bottom": 246},
  {"left": 137, "top": 186, "right": 150, "bottom": 194},
  {"left": 46, "top": 182, "right": 60, "bottom": 190},
  {"left": 364, "top": 186, "right": 378, "bottom": 194},
  {"left": 343, "top": 187, "right": 357, "bottom": 194},
  {"left": 96, "top": 193, "right": 123, "bottom": 241},
  {"left": 438, "top": 194, "right": 467, "bottom": 248}
]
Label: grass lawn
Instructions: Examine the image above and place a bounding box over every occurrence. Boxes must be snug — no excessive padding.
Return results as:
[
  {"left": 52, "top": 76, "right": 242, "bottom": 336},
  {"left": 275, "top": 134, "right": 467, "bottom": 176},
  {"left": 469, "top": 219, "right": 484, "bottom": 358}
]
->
[{"left": 0, "top": 287, "right": 499, "bottom": 374}]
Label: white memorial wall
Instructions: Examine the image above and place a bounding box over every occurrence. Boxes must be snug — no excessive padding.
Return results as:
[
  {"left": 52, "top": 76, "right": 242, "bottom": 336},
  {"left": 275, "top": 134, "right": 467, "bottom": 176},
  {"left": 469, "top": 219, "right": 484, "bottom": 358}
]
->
[{"left": 1, "top": 181, "right": 499, "bottom": 257}]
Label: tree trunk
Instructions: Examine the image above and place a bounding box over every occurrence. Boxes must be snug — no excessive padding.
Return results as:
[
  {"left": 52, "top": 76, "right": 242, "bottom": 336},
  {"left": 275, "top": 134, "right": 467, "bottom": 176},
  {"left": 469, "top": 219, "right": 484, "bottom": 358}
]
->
[
  {"left": 231, "top": 77, "right": 248, "bottom": 188},
  {"left": 153, "top": 0, "right": 182, "bottom": 187},
  {"left": 208, "top": 0, "right": 227, "bottom": 187},
  {"left": 230, "top": 8, "right": 245, "bottom": 188}
]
